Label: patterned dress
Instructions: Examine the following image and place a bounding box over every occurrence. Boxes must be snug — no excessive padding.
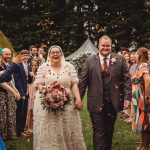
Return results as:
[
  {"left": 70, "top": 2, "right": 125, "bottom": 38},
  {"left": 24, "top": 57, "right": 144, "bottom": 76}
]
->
[
  {"left": 33, "top": 62, "right": 86, "bottom": 150},
  {"left": 131, "top": 63, "right": 149, "bottom": 132},
  {"left": 0, "top": 70, "right": 16, "bottom": 139}
]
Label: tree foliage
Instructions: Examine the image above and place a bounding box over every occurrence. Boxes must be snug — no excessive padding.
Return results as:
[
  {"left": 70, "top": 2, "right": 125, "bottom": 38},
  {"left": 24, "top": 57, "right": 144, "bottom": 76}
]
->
[
  {"left": 0, "top": 0, "right": 149, "bottom": 54},
  {"left": 0, "top": 31, "right": 14, "bottom": 52}
]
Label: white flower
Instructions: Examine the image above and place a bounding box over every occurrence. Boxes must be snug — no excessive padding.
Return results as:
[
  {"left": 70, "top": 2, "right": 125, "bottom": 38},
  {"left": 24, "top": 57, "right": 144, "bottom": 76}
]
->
[{"left": 110, "top": 57, "right": 117, "bottom": 64}]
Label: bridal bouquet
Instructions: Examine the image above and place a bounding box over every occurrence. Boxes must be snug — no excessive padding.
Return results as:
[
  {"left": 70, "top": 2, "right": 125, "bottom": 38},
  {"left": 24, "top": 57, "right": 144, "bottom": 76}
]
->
[{"left": 40, "top": 81, "right": 71, "bottom": 113}]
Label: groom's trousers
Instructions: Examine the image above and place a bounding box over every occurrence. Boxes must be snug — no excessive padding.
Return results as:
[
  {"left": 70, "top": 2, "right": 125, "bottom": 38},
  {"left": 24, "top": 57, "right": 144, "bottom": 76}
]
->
[{"left": 90, "top": 102, "right": 117, "bottom": 150}]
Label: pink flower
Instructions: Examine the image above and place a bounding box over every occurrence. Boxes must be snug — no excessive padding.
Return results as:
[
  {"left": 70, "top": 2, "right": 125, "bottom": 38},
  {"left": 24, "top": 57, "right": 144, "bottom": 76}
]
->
[{"left": 41, "top": 81, "right": 71, "bottom": 114}]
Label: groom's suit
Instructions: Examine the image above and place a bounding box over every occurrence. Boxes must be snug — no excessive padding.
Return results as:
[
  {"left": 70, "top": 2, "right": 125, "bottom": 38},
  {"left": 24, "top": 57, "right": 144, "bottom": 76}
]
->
[{"left": 79, "top": 53, "right": 132, "bottom": 150}]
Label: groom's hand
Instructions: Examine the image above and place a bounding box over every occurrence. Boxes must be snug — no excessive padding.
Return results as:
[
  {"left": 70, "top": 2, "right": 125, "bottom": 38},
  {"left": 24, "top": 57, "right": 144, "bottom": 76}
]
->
[{"left": 74, "top": 101, "right": 83, "bottom": 111}]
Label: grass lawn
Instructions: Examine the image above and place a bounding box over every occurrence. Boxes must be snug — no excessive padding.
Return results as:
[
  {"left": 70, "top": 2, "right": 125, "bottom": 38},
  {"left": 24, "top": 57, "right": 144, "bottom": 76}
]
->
[{"left": 5, "top": 96, "right": 140, "bottom": 150}]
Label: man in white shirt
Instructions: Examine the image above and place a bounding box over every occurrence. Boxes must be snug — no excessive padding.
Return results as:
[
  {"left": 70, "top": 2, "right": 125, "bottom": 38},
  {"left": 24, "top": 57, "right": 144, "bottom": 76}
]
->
[{"left": 14, "top": 50, "right": 33, "bottom": 136}]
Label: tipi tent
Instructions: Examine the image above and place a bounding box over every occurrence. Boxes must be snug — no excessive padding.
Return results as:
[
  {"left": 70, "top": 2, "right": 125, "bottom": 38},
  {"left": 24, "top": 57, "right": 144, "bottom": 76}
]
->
[{"left": 66, "top": 38, "right": 98, "bottom": 60}]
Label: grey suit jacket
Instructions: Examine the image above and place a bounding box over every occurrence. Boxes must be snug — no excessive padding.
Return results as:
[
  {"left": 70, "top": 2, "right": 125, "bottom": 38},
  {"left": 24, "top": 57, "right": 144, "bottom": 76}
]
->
[{"left": 79, "top": 53, "right": 132, "bottom": 113}]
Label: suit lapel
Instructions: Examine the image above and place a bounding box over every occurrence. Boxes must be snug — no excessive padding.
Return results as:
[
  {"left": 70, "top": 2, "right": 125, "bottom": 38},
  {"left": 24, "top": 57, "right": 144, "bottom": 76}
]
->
[
  {"left": 20, "top": 62, "right": 26, "bottom": 77},
  {"left": 95, "top": 54, "right": 102, "bottom": 84}
]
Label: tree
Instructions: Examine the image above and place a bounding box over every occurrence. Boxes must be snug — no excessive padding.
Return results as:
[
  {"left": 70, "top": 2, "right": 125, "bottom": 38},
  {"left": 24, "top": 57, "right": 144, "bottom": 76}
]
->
[
  {"left": 0, "top": 0, "right": 149, "bottom": 53},
  {"left": 0, "top": 31, "right": 14, "bottom": 52},
  {"left": 93, "top": 0, "right": 149, "bottom": 51}
]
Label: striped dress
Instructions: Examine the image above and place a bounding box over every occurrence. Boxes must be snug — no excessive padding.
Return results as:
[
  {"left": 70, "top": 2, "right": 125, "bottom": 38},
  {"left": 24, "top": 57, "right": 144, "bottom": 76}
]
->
[{"left": 131, "top": 63, "right": 149, "bottom": 132}]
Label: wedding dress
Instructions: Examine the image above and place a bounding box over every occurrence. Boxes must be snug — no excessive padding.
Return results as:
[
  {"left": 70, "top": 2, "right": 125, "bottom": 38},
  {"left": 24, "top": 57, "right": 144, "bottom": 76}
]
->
[{"left": 33, "top": 62, "right": 86, "bottom": 150}]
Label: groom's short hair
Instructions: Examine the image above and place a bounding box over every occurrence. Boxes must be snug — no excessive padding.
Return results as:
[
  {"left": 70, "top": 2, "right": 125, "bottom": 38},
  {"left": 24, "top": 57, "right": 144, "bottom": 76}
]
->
[{"left": 98, "top": 35, "right": 112, "bottom": 45}]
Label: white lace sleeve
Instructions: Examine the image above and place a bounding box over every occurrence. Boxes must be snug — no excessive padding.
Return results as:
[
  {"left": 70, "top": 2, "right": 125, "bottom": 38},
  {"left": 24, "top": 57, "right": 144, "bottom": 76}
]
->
[
  {"left": 34, "top": 63, "right": 47, "bottom": 86},
  {"left": 67, "top": 63, "right": 79, "bottom": 83}
]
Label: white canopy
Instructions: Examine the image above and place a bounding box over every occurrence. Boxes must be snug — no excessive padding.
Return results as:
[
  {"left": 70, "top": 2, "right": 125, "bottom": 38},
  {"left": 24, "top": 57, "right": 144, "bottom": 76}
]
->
[{"left": 66, "top": 38, "right": 98, "bottom": 60}]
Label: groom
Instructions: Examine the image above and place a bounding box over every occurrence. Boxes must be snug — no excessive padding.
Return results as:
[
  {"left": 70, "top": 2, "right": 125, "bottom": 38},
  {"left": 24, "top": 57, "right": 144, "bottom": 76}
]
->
[{"left": 79, "top": 35, "right": 132, "bottom": 150}]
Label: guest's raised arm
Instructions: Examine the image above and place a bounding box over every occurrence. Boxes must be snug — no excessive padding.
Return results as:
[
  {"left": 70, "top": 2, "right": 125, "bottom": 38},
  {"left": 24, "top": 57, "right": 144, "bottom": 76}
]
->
[{"left": 0, "top": 54, "right": 24, "bottom": 83}]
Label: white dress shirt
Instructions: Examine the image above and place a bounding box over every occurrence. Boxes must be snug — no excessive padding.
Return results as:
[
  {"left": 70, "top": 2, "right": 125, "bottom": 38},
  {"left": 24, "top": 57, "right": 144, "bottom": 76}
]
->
[
  {"left": 99, "top": 53, "right": 110, "bottom": 69},
  {"left": 23, "top": 63, "right": 28, "bottom": 76}
]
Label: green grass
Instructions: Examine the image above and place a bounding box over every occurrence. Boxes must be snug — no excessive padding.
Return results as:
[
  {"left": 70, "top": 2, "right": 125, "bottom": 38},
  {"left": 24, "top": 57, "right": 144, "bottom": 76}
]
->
[
  {"left": 80, "top": 96, "right": 141, "bottom": 150},
  {"left": 5, "top": 96, "right": 140, "bottom": 150}
]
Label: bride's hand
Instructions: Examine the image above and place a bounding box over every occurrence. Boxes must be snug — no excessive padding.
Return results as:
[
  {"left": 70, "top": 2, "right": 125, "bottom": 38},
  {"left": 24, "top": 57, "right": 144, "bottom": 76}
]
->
[
  {"left": 74, "top": 101, "right": 83, "bottom": 111},
  {"left": 38, "top": 84, "right": 46, "bottom": 92}
]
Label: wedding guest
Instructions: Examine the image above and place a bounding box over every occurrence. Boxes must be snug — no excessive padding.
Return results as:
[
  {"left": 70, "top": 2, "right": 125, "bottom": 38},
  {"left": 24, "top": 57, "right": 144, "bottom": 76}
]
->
[
  {"left": 33, "top": 45, "right": 86, "bottom": 150},
  {"left": 124, "top": 52, "right": 132, "bottom": 69},
  {"left": 148, "top": 50, "right": 150, "bottom": 63},
  {"left": 120, "top": 47, "right": 130, "bottom": 56},
  {"left": 123, "top": 52, "right": 132, "bottom": 123},
  {"left": 14, "top": 50, "right": 33, "bottom": 137},
  {"left": 79, "top": 35, "right": 131, "bottom": 150},
  {"left": 26, "top": 60, "right": 39, "bottom": 134},
  {"left": 130, "top": 52, "right": 137, "bottom": 76},
  {"left": 38, "top": 47, "right": 45, "bottom": 65},
  {"left": 28, "top": 45, "right": 38, "bottom": 65},
  {"left": 130, "top": 52, "right": 136, "bottom": 64},
  {"left": 0, "top": 48, "right": 20, "bottom": 140},
  {"left": 0, "top": 54, "right": 25, "bottom": 83},
  {"left": 131, "top": 47, "right": 150, "bottom": 150}
]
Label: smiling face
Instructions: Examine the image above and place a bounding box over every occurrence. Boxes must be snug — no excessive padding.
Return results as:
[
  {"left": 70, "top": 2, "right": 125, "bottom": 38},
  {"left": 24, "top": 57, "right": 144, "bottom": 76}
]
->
[
  {"left": 49, "top": 47, "right": 62, "bottom": 64},
  {"left": 22, "top": 54, "right": 29, "bottom": 63},
  {"left": 2, "top": 48, "right": 12, "bottom": 63},
  {"left": 130, "top": 53, "right": 136, "bottom": 63},
  {"left": 124, "top": 53, "right": 130, "bottom": 63},
  {"left": 31, "top": 60, "right": 39, "bottom": 73},
  {"left": 98, "top": 37, "right": 112, "bottom": 57},
  {"left": 31, "top": 47, "right": 38, "bottom": 56}
]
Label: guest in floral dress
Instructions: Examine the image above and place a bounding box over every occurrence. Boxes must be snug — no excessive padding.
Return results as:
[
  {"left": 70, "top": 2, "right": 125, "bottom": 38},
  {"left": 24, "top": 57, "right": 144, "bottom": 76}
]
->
[
  {"left": 0, "top": 49, "right": 20, "bottom": 139},
  {"left": 131, "top": 47, "right": 150, "bottom": 150}
]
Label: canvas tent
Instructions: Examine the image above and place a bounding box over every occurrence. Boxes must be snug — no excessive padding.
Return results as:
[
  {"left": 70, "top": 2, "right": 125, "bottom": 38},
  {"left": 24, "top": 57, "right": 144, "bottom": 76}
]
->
[{"left": 66, "top": 38, "right": 98, "bottom": 60}]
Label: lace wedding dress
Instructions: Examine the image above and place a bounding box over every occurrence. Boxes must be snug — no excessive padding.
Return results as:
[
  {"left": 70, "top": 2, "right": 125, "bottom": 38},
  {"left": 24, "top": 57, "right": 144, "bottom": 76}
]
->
[{"left": 33, "top": 62, "right": 86, "bottom": 150}]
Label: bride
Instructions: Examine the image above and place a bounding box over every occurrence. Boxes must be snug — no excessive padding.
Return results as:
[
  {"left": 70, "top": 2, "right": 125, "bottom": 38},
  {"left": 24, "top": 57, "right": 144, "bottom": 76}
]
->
[{"left": 33, "top": 45, "right": 86, "bottom": 150}]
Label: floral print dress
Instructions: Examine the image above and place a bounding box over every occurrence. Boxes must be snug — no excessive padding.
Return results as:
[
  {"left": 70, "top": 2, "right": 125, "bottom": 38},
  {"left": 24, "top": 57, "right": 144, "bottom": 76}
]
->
[
  {"left": 131, "top": 63, "right": 149, "bottom": 132},
  {"left": 0, "top": 69, "right": 16, "bottom": 139}
]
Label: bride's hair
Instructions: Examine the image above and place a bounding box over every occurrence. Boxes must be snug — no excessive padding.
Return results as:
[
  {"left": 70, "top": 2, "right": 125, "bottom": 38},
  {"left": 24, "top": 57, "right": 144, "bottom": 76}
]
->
[
  {"left": 48, "top": 45, "right": 63, "bottom": 54},
  {"left": 46, "top": 45, "right": 65, "bottom": 64}
]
